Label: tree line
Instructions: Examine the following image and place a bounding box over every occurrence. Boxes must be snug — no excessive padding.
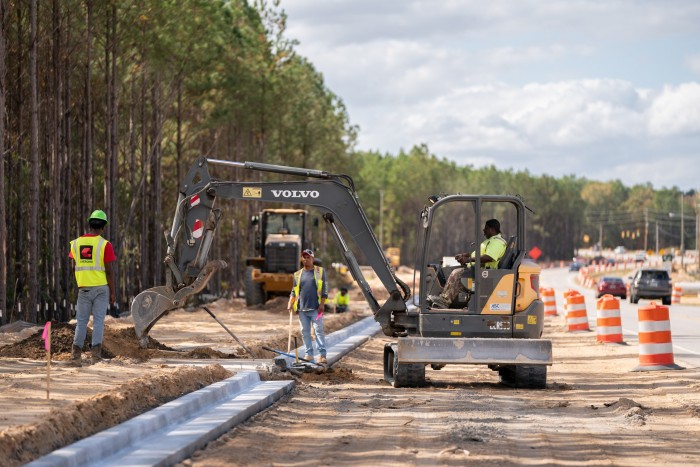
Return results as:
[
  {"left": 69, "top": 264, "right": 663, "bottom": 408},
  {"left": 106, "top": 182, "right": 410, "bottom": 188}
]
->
[{"left": 0, "top": 0, "right": 696, "bottom": 325}]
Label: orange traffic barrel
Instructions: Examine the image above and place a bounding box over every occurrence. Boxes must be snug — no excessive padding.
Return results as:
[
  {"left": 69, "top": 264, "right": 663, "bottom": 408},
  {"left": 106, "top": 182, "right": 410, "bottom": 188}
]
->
[
  {"left": 672, "top": 286, "right": 682, "bottom": 304},
  {"left": 541, "top": 287, "right": 558, "bottom": 316},
  {"left": 565, "top": 290, "right": 590, "bottom": 332},
  {"left": 633, "top": 302, "right": 683, "bottom": 371},
  {"left": 595, "top": 294, "right": 623, "bottom": 343}
]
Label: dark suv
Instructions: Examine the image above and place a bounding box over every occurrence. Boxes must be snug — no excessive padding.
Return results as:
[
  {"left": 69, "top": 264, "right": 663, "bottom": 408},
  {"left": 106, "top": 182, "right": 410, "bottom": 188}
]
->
[{"left": 629, "top": 269, "right": 672, "bottom": 305}]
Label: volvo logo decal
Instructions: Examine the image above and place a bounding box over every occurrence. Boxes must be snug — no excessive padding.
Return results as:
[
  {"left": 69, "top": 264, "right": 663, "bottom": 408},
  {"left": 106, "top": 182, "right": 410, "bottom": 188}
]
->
[{"left": 271, "top": 190, "right": 320, "bottom": 198}]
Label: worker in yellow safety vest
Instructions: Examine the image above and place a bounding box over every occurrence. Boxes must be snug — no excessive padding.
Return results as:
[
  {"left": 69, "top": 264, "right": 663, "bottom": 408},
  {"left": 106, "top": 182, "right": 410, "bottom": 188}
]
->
[
  {"left": 68, "top": 210, "right": 117, "bottom": 366},
  {"left": 333, "top": 287, "right": 350, "bottom": 313},
  {"left": 287, "top": 249, "right": 328, "bottom": 364}
]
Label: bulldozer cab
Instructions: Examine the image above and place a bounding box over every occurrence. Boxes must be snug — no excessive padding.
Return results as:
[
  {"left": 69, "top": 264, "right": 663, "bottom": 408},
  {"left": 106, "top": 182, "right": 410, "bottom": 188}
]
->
[{"left": 251, "top": 209, "right": 308, "bottom": 271}]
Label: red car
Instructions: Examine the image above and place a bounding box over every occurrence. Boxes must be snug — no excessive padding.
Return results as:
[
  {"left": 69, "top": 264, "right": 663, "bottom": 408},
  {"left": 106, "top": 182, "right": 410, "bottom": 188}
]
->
[{"left": 596, "top": 276, "right": 627, "bottom": 299}]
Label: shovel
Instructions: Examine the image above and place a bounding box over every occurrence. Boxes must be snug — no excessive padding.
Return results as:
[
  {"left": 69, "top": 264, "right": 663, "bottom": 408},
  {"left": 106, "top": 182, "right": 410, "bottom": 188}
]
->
[
  {"left": 201, "top": 306, "right": 257, "bottom": 358},
  {"left": 262, "top": 346, "right": 326, "bottom": 368}
]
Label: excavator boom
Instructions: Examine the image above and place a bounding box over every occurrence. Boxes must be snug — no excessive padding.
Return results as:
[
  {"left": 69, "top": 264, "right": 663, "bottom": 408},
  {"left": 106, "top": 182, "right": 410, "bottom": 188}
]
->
[{"left": 131, "top": 157, "right": 410, "bottom": 346}]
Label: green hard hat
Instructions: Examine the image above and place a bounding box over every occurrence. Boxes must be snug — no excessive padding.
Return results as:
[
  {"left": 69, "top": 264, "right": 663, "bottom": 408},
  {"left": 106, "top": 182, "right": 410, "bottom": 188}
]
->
[{"left": 87, "top": 209, "right": 108, "bottom": 224}]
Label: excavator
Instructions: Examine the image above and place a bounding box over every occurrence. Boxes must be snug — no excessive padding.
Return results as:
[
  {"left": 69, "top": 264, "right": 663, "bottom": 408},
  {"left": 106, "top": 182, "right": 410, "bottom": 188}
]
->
[{"left": 131, "top": 156, "right": 552, "bottom": 388}]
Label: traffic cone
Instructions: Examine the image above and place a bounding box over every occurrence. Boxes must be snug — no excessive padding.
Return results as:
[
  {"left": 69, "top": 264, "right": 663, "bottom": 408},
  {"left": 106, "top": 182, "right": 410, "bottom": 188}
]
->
[
  {"left": 595, "top": 294, "right": 624, "bottom": 343},
  {"left": 672, "top": 286, "right": 682, "bottom": 304},
  {"left": 633, "top": 302, "right": 683, "bottom": 371},
  {"left": 565, "top": 290, "right": 590, "bottom": 332},
  {"left": 541, "top": 287, "right": 558, "bottom": 317}
]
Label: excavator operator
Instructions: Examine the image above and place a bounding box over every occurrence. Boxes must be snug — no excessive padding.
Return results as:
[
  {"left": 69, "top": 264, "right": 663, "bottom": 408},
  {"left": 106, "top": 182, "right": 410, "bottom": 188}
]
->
[{"left": 428, "top": 218, "right": 507, "bottom": 309}]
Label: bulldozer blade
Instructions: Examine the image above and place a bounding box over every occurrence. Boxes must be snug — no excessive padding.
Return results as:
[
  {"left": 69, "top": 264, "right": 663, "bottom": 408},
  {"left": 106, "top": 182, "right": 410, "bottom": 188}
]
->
[{"left": 131, "top": 259, "right": 228, "bottom": 347}]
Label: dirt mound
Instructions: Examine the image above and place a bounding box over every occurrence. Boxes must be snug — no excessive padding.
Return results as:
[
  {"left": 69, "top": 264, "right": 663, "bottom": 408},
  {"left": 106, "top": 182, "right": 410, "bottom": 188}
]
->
[
  {"left": 0, "top": 322, "right": 177, "bottom": 361},
  {"left": 0, "top": 364, "right": 231, "bottom": 467}
]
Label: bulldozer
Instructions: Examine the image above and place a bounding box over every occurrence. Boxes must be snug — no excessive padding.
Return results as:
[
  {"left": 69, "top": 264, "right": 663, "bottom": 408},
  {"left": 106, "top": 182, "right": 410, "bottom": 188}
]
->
[
  {"left": 244, "top": 208, "right": 314, "bottom": 306},
  {"left": 131, "top": 156, "right": 552, "bottom": 388}
]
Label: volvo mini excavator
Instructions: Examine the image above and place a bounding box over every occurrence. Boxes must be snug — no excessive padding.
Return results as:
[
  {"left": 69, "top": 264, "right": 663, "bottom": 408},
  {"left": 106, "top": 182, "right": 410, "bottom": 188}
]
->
[{"left": 131, "top": 156, "right": 552, "bottom": 388}]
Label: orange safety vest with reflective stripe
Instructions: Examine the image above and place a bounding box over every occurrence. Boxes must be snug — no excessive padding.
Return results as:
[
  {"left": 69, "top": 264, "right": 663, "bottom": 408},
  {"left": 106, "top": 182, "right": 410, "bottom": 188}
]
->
[
  {"left": 70, "top": 235, "right": 108, "bottom": 287},
  {"left": 292, "top": 266, "right": 324, "bottom": 312}
]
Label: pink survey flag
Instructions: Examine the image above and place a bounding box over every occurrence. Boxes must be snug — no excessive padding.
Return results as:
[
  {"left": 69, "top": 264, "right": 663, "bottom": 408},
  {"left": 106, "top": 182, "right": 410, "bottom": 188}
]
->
[{"left": 42, "top": 322, "right": 51, "bottom": 351}]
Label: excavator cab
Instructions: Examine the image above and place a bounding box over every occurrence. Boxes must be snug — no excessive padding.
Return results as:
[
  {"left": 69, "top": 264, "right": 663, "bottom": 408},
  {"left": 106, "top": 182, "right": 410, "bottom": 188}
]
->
[{"left": 383, "top": 194, "right": 550, "bottom": 388}]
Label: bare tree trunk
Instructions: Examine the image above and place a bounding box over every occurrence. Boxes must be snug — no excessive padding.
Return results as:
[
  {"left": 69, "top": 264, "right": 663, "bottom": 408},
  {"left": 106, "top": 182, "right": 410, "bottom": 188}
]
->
[
  {"left": 105, "top": 3, "right": 119, "bottom": 305},
  {"left": 139, "top": 60, "right": 148, "bottom": 288},
  {"left": 10, "top": 5, "right": 25, "bottom": 322},
  {"left": 150, "top": 76, "right": 162, "bottom": 285},
  {"left": 0, "top": 0, "right": 7, "bottom": 324},
  {"left": 28, "top": 0, "right": 39, "bottom": 323},
  {"left": 84, "top": 0, "right": 93, "bottom": 214},
  {"left": 49, "top": 0, "right": 63, "bottom": 321},
  {"left": 127, "top": 76, "right": 137, "bottom": 303}
]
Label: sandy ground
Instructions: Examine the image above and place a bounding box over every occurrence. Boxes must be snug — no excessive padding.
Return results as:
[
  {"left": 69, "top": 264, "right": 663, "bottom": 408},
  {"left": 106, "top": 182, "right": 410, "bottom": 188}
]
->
[
  {"left": 0, "top": 293, "right": 370, "bottom": 466},
  {"left": 180, "top": 315, "right": 700, "bottom": 467},
  {"left": 1, "top": 266, "right": 699, "bottom": 465}
]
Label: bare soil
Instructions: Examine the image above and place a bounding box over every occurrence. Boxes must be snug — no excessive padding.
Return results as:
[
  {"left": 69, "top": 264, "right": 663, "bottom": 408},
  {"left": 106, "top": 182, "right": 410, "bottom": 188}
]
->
[
  {"left": 0, "top": 294, "right": 370, "bottom": 466},
  {"left": 180, "top": 315, "right": 700, "bottom": 467},
  {"left": 1, "top": 267, "right": 699, "bottom": 466}
]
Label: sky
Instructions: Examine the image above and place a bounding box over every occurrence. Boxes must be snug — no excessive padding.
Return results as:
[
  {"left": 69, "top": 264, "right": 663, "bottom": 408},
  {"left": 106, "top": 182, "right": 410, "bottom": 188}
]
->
[{"left": 280, "top": 0, "right": 700, "bottom": 191}]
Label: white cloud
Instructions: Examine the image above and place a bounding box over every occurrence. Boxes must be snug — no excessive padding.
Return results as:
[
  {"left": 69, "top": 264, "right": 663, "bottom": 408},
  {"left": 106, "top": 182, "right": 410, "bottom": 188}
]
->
[
  {"left": 648, "top": 83, "right": 700, "bottom": 136},
  {"left": 281, "top": 0, "right": 700, "bottom": 189}
]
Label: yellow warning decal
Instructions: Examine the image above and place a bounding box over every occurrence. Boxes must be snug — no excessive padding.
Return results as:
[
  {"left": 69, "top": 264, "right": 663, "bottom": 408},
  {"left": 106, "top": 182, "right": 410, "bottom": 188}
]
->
[
  {"left": 451, "top": 319, "right": 460, "bottom": 325},
  {"left": 243, "top": 187, "right": 262, "bottom": 198},
  {"left": 450, "top": 331, "right": 462, "bottom": 336},
  {"left": 527, "top": 315, "right": 537, "bottom": 325},
  {"left": 516, "top": 324, "right": 524, "bottom": 330}
]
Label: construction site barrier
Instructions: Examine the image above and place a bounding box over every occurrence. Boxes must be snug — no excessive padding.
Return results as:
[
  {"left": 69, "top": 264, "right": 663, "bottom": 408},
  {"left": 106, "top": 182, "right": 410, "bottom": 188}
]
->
[
  {"left": 541, "top": 287, "right": 558, "bottom": 316},
  {"left": 565, "top": 290, "right": 590, "bottom": 332},
  {"left": 672, "top": 286, "right": 682, "bottom": 304},
  {"left": 595, "top": 295, "right": 623, "bottom": 343},
  {"left": 633, "top": 302, "right": 683, "bottom": 371}
]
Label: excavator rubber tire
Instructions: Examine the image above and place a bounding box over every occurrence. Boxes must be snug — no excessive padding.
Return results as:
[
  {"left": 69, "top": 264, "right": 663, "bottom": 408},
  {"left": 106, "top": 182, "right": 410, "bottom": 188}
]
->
[
  {"left": 383, "top": 343, "right": 426, "bottom": 388},
  {"left": 498, "top": 364, "right": 547, "bottom": 389}
]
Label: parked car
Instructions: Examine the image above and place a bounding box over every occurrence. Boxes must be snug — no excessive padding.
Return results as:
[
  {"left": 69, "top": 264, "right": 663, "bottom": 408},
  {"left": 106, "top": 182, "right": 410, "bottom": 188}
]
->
[
  {"left": 596, "top": 276, "right": 626, "bottom": 299},
  {"left": 634, "top": 252, "right": 647, "bottom": 263},
  {"left": 614, "top": 246, "right": 626, "bottom": 254},
  {"left": 569, "top": 261, "right": 584, "bottom": 272},
  {"left": 628, "top": 269, "right": 672, "bottom": 305}
]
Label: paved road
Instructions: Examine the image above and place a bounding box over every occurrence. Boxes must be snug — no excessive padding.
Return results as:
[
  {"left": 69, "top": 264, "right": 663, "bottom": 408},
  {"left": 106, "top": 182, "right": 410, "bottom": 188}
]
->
[{"left": 541, "top": 267, "right": 700, "bottom": 368}]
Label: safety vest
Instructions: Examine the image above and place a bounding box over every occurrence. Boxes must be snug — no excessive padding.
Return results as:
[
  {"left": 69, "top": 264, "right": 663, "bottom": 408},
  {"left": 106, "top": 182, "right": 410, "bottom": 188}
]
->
[
  {"left": 473, "top": 234, "right": 507, "bottom": 269},
  {"left": 70, "top": 235, "right": 108, "bottom": 287},
  {"left": 334, "top": 293, "right": 349, "bottom": 306},
  {"left": 483, "top": 234, "right": 507, "bottom": 269},
  {"left": 292, "top": 266, "right": 324, "bottom": 312}
]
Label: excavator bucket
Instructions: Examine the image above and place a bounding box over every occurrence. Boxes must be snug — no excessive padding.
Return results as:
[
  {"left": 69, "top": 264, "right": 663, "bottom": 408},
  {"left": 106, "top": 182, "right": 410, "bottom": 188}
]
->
[{"left": 131, "top": 260, "right": 227, "bottom": 347}]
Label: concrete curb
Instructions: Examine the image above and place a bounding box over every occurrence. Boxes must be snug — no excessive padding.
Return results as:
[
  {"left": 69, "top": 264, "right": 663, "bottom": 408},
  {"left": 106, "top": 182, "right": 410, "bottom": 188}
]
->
[
  {"left": 28, "top": 316, "right": 380, "bottom": 466},
  {"left": 28, "top": 372, "right": 293, "bottom": 467}
]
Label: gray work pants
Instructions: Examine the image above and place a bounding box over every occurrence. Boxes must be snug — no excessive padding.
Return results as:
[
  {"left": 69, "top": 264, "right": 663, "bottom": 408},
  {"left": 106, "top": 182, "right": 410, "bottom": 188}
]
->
[{"left": 73, "top": 285, "right": 109, "bottom": 347}]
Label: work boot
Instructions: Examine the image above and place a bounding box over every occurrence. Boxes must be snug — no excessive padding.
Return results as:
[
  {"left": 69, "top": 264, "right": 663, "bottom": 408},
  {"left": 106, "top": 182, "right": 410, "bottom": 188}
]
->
[
  {"left": 317, "top": 356, "right": 327, "bottom": 365},
  {"left": 69, "top": 345, "right": 82, "bottom": 367},
  {"left": 428, "top": 294, "right": 449, "bottom": 309},
  {"left": 91, "top": 344, "right": 103, "bottom": 363}
]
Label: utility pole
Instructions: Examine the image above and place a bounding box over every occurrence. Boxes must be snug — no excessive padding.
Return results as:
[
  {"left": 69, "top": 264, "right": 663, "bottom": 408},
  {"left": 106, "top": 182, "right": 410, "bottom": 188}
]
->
[
  {"left": 681, "top": 193, "right": 685, "bottom": 271},
  {"left": 644, "top": 207, "right": 648, "bottom": 252},
  {"left": 655, "top": 222, "right": 659, "bottom": 254},
  {"left": 599, "top": 223, "right": 603, "bottom": 250}
]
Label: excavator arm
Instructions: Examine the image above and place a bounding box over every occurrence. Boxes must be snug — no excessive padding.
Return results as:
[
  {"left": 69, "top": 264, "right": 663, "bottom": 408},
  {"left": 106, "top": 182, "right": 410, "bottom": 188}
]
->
[{"left": 131, "top": 156, "right": 410, "bottom": 346}]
